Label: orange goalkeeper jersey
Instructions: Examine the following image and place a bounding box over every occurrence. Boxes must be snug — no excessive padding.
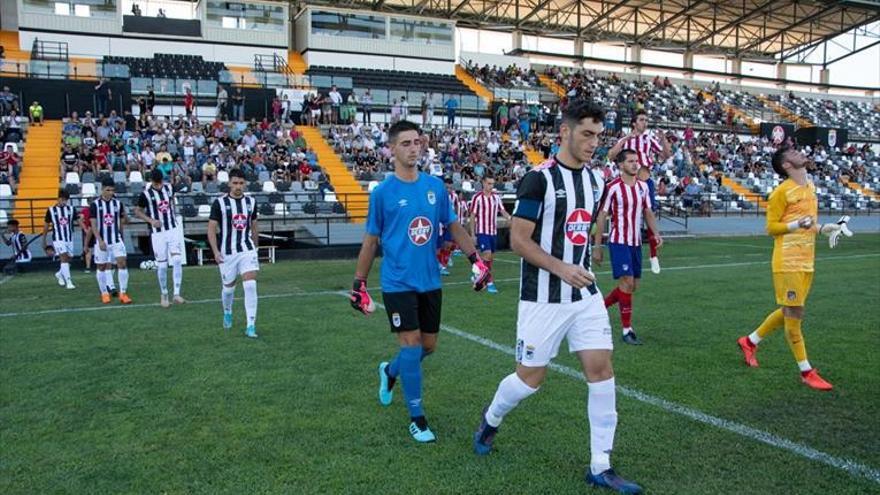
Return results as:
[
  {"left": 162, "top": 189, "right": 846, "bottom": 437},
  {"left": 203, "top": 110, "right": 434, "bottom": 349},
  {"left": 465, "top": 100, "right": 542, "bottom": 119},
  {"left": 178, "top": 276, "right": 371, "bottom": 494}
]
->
[{"left": 766, "top": 178, "right": 818, "bottom": 273}]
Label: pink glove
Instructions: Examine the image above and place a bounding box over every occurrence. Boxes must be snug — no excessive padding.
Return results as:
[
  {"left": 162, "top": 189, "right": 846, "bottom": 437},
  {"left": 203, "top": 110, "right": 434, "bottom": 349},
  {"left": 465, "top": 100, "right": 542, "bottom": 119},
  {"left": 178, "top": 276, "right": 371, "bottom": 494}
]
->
[
  {"left": 350, "top": 278, "right": 375, "bottom": 315},
  {"left": 469, "top": 253, "right": 490, "bottom": 292}
]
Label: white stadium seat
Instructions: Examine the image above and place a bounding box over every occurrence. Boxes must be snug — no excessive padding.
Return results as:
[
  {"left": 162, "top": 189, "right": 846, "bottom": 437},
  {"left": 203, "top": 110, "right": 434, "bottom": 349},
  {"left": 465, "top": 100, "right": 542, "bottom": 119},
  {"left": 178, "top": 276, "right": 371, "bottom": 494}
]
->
[
  {"left": 262, "top": 181, "right": 277, "bottom": 193},
  {"left": 129, "top": 171, "right": 144, "bottom": 183},
  {"left": 81, "top": 183, "right": 97, "bottom": 197},
  {"left": 217, "top": 171, "right": 229, "bottom": 183},
  {"left": 64, "top": 172, "right": 80, "bottom": 185},
  {"left": 198, "top": 205, "right": 211, "bottom": 218},
  {"left": 0, "top": 184, "right": 12, "bottom": 198}
]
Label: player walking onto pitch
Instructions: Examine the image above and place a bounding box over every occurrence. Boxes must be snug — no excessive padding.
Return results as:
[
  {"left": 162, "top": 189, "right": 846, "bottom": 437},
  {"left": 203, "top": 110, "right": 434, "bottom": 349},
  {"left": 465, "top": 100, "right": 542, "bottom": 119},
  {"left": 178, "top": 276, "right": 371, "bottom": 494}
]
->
[
  {"left": 593, "top": 149, "right": 663, "bottom": 345},
  {"left": 607, "top": 110, "right": 669, "bottom": 273},
  {"left": 207, "top": 168, "right": 260, "bottom": 339},
  {"left": 737, "top": 147, "right": 852, "bottom": 391},
  {"left": 469, "top": 174, "right": 511, "bottom": 293},
  {"left": 42, "top": 189, "right": 79, "bottom": 289},
  {"left": 472, "top": 100, "right": 643, "bottom": 494},
  {"left": 135, "top": 170, "right": 186, "bottom": 308},
  {"left": 91, "top": 179, "right": 132, "bottom": 304},
  {"left": 350, "top": 120, "right": 490, "bottom": 443}
]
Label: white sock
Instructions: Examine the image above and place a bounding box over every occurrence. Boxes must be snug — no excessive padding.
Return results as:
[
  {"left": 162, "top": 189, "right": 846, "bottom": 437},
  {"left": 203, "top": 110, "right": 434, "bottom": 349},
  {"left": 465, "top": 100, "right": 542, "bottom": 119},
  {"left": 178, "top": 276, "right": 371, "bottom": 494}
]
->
[
  {"left": 96, "top": 269, "right": 107, "bottom": 294},
  {"left": 107, "top": 271, "right": 116, "bottom": 290},
  {"left": 588, "top": 377, "right": 618, "bottom": 475},
  {"left": 798, "top": 360, "right": 812, "bottom": 372},
  {"left": 171, "top": 257, "right": 183, "bottom": 296},
  {"left": 118, "top": 269, "right": 129, "bottom": 293},
  {"left": 243, "top": 279, "right": 257, "bottom": 327},
  {"left": 157, "top": 261, "right": 169, "bottom": 295},
  {"left": 486, "top": 373, "right": 538, "bottom": 427},
  {"left": 622, "top": 327, "right": 633, "bottom": 335},
  {"left": 222, "top": 285, "right": 235, "bottom": 314},
  {"left": 748, "top": 331, "right": 762, "bottom": 345},
  {"left": 60, "top": 262, "right": 71, "bottom": 282}
]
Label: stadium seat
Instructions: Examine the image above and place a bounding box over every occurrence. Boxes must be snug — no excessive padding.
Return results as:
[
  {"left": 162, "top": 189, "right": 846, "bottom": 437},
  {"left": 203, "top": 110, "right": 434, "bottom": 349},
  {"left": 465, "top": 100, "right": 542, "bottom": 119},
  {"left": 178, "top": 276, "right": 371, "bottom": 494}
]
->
[
  {"left": 3, "top": 143, "right": 18, "bottom": 153},
  {"left": 324, "top": 192, "right": 337, "bottom": 203},
  {"left": 461, "top": 181, "right": 474, "bottom": 193},
  {"left": 113, "top": 172, "right": 127, "bottom": 184},
  {"left": 0, "top": 209, "right": 7, "bottom": 224},
  {"left": 81, "top": 183, "right": 97, "bottom": 197},
  {"left": 217, "top": 171, "right": 229, "bottom": 184},
  {"left": 274, "top": 203, "right": 286, "bottom": 216},
  {"left": 129, "top": 171, "right": 144, "bottom": 183},
  {"left": 262, "top": 181, "right": 277, "bottom": 193},
  {"left": 64, "top": 172, "right": 80, "bottom": 185},
  {"left": 197, "top": 205, "right": 211, "bottom": 218}
]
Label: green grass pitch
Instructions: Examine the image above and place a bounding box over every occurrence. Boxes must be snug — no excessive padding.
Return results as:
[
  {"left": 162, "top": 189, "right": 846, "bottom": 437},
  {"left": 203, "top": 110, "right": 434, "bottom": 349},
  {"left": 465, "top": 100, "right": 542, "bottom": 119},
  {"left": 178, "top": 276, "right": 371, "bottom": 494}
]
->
[{"left": 1, "top": 234, "right": 878, "bottom": 494}]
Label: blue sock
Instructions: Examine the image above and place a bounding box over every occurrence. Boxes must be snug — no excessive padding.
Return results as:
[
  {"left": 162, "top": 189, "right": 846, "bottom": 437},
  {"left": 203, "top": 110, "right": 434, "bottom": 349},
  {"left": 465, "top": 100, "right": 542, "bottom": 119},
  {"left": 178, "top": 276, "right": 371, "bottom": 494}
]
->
[
  {"left": 388, "top": 346, "right": 432, "bottom": 378},
  {"left": 398, "top": 345, "right": 424, "bottom": 419}
]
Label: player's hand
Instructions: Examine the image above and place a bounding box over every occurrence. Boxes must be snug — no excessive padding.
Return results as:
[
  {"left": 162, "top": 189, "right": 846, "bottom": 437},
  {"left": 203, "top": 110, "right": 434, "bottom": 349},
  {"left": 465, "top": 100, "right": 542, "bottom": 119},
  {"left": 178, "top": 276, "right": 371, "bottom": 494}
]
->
[
  {"left": 821, "top": 215, "right": 853, "bottom": 249},
  {"left": 468, "top": 253, "right": 491, "bottom": 291},
  {"left": 44, "top": 245, "right": 54, "bottom": 256},
  {"left": 654, "top": 235, "right": 664, "bottom": 249},
  {"left": 558, "top": 263, "right": 595, "bottom": 289},
  {"left": 150, "top": 219, "right": 161, "bottom": 229},
  {"left": 350, "top": 277, "right": 375, "bottom": 315},
  {"left": 98, "top": 240, "right": 107, "bottom": 251},
  {"left": 213, "top": 250, "right": 224, "bottom": 264},
  {"left": 591, "top": 247, "right": 603, "bottom": 266}
]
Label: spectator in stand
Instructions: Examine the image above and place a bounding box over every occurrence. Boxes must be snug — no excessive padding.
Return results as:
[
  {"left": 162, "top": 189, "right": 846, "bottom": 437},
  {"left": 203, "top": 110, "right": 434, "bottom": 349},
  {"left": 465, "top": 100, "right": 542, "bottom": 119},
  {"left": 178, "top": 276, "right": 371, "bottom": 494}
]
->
[
  {"left": 2, "top": 110, "right": 23, "bottom": 143},
  {"left": 95, "top": 78, "right": 112, "bottom": 116},
  {"left": 0, "top": 86, "right": 17, "bottom": 116},
  {"left": 231, "top": 88, "right": 244, "bottom": 121},
  {"left": 28, "top": 101, "right": 43, "bottom": 126},
  {"left": 496, "top": 100, "right": 508, "bottom": 132},
  {"left": 328, "top": 85, "right": 342, "bottom": 125},
  {"left": 0, "top": 147, "right": 18, "bottom": 193},
  {"left": 184, "top": 88, "right": 195, "bottom": 118},
  {"left": 320, "top": 91, "right": 332, "bottom": 125},
  {"left": 390, "top": 99, "right": 401, "bottom": 124},
  {"left": 216, "top": 85, "right": 228, "bottom": 119},
  {"left": 272, "top": 95, "right": 282, "bottom": 122},
  {"left": 361, "top": 89, "right": 373, "bottom": 125},
  {"left": 400, "top": 96, "right": 409, "bottom": 121},
  {"left": 445, "top": 96, "right": 458, "bottom": 127}
]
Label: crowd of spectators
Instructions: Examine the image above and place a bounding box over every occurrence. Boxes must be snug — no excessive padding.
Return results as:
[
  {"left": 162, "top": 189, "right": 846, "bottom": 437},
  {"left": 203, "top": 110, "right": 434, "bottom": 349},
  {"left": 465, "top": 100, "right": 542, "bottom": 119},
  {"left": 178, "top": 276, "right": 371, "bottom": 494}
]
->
[
  {"left": 1, "top": 86, "right": 24, "bottom": 193},
  {"left": 464, "top": 60, "right": 539, "bottom": 87}
]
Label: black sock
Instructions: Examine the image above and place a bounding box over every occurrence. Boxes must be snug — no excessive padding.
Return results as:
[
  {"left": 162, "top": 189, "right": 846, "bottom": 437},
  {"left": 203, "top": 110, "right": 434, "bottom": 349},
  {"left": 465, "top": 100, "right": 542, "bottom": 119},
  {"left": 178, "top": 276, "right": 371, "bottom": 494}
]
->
[{"left": 411, "top": 415, "right": 428, "bottom": 430}]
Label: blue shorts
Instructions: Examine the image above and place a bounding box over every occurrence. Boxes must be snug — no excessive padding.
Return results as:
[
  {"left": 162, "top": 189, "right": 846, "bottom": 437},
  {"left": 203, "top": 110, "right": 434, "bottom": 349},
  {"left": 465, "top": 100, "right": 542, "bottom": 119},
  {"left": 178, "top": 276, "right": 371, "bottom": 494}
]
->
[
  {"left": 437, "top": 228, "right": 452, "bottom": 248},
  {"left": 476, "top": 234, "right": 497, "bottom": 253},
  {"left": 608, "top": 243, "right": 642, "bottom": 279}
]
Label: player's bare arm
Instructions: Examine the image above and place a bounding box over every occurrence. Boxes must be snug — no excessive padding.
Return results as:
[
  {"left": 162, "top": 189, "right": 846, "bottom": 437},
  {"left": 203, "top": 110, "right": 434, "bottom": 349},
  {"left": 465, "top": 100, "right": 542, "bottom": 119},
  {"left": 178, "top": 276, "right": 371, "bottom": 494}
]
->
[
  {"left": 251, "top": 217, "right": 259, "bottom": 249},
  {"left": 134, "top": 206, "right": 161, "bottom": 229},
  {"left": 592, "top": 210, "right": 608, "bottom": 265},
  {"left": 644, "top": 208, "right": 663, "bottom": 248},
  {"left": 41, "top": 222, "right": 51, "bottom": 252},
  {"left": 207, "top": 219, "right": 222, "bottom": 263},
  {"left": 511, "top": 216, "right": 594, "bottom": 289},
  {"left": 354, "top": 234, "right": 379, "bottom": 280},
  {"left": 448, "top": 222, "right": 479, "bottom": 256},
  {"left": 658, "top": 132, "right": 672, "bottom": 161},
  {"left": 92, "top": 222, "right": 106, "bottom": 250}
]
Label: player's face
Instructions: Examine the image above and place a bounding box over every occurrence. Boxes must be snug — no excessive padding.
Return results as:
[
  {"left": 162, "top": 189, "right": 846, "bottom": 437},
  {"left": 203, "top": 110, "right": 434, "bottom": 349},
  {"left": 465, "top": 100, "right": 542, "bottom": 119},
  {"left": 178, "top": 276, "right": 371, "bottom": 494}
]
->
[
  {"left": 620, "top": 153, "right": 640, "bottom": 177},
  {"left": 229, "top": 177, "right": 245, "bottom": 197},
  {"left": 633, "top": 114, "right": 648, "bottom": 133},
  {"left": 564, "top": 118, "right": 603, "bottom": 164},
  {"left": 785, "top": 149, "right": 808, "bottom": 170},
  {"left": 151, "top": 179, "right": 163, "bottom": 190},
  {"left": 483, "top": 178, "right": 495, "bottom": 193},
  {"left": 101, "top": 185, "right": 115, "bottom": 199},
  {"left": 391, "top": 130, "right": 421, "bottom": 168}
]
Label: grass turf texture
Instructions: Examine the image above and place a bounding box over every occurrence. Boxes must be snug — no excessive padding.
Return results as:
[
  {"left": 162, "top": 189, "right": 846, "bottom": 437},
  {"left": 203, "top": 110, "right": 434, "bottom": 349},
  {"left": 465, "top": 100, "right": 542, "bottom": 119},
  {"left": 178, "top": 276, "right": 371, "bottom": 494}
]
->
[{"left": 1, "top": 235, "right": 878, "bottom": 494}]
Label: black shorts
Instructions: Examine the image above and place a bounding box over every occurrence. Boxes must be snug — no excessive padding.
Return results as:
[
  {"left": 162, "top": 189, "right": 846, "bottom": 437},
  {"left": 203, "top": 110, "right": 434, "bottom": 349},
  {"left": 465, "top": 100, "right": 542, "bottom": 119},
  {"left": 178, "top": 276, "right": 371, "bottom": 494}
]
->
[{"left": 382, "top": 289, "right": 442, "bottom": 334}]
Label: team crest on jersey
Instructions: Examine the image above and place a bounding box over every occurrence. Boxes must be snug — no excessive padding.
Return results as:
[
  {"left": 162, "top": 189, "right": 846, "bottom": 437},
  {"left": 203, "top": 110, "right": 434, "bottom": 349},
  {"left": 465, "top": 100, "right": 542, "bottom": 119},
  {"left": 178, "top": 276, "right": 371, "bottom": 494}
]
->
[
  {"left": 516, "top": 339, "right": 524, "bottom": 361},
  {"left": 427, "top": 190, "right": 436, "bottom": 205},
  {"left": 157, "top": 200, "right": 170, "bottom": 213},
  {"left": 524, "top": 345, "right": 535, "bottom": 361},
  {"left": 787, "top": 290, "right": 797, "bottom": 301},
  {"left": 392, "top": 313, "right": 401, "bottom": 327},
  {"left": 232, "top": 213, "right": 248, "bottom": 231},
  {"left": 58, "top": 217, "right": 68, "bottom": 226},
  {"left": 408, "top": 216, "right": 433, "bottom": 246},
  {"left": 565, "top": 208, "right": 592, "bottom": 246},
  {"left": 102, "top": 213, "right": 114, "bottom": 225}
]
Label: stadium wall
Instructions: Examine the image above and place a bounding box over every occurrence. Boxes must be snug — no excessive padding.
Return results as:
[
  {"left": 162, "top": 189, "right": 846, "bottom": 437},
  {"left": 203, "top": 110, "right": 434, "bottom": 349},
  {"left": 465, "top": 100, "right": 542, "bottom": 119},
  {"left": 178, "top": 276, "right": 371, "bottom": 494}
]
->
[
  {"left": 0, "top": 78, "right": 131, "bottom": 119},
  {"left": 302, "top": 50, "right": 454, "bottom": 74},
  {"left": 1, "top": 1, "right": 18, "bottom": 31},
  {"left": 17, "top": 31, "right": 286, "bottom": 66},
  {"left": 459, "top": 51, "right": 531, "bottom": 70}
]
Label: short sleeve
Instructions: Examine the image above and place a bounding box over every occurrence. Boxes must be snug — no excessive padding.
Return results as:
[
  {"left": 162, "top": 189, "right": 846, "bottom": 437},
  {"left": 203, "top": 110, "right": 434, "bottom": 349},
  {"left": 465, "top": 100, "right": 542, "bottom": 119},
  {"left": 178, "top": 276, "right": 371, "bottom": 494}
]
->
[
  {"left": 650, "top": 137, "right": 662, "bottom": 153},
  {"left": 512, "top": 171, "right": 546, "bottom": 222},
  {"left": 250, "top": 200, "right": 258, "bottom": 220},
  {"left": 89, "top": 202, "right": 97, "bottom": 219},
  {"left": 44, "top": 209, "right": 52, "bottom": 223},
  {"left": 208, "top": 200, "right": 222, "bottom": 222},
  {"left": 365, "top": 188, "right": 383, "bottom": 236},
  {"left": 136, "top": 192, "right": 148, "bottom": 209},
  {"left": 601, "top": 183, "right": 617, "bottom": 213}
]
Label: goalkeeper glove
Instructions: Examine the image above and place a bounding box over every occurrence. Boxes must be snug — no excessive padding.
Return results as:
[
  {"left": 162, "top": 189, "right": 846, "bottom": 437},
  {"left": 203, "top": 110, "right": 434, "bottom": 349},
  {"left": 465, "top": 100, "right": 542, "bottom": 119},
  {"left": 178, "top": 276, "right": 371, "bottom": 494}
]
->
[
  {"left": 820, "top": 215, "right": 853, "bottom": 249},
  {"left": 350, "top": 277, "right": 375, "bottom": 315},
  {"left": 469, "top": 252, "right": 491, "bottom": 291}
]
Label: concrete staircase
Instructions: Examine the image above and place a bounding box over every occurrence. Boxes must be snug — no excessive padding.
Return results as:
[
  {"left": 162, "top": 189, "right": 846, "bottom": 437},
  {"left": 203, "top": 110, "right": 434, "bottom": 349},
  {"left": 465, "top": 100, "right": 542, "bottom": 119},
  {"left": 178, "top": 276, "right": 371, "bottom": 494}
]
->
[
  {"left": 722, "top": 176, "right": 766, "bottom": 210},
  {"left": 841, "top": 178, "right": 880, "bottom": 201},
  {"left": 298, "top": 126, "right": 368, "bottom": 223},
  {"left": 537, "top": 74, "right": 566, "bottom": 98},
  {"left": 226, "top": 66, "right": 260, "bottom": 88},
  {"left": 454, "top": 65, "right": 494, "bottom": 102},
  {"left": 288, "top": 51, "right": 307, "bottom": 75},
  {"left": 0, "top": 31, "right": 29, "bottom": 60},
  {"left": 13, "top": 121, "right": 62, "bottom": 233}
]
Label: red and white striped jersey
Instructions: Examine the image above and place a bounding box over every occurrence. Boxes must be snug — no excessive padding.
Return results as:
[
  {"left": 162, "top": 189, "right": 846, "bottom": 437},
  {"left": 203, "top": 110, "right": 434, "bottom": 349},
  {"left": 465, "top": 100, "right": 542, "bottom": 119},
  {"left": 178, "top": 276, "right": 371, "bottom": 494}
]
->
[
  {"left": 621, "top": 132, "right": 662, "bottom": 168},
  {"left": 601, "top": 178, "right": 652, "bottom": 246},
  {"left": 469, "top": 190, "right": 503, "bottom": 235},
  {"left": 449, "top": 190, "right": 468, "bottom": 225}
]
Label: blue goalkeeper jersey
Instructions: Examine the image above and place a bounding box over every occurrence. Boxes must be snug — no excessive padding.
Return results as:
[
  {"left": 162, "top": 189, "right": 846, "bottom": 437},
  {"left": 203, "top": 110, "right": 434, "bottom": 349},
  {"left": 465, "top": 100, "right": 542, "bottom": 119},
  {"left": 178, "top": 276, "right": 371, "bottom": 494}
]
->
[{"left": 366, "top": 172, "right": 457, "bottom": 293}]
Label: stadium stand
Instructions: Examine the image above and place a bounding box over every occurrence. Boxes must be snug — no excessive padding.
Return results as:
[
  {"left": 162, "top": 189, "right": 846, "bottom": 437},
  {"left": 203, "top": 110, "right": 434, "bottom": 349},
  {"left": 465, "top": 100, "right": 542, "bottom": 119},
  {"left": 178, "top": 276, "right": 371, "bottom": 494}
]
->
[{"left": 103, "top": 54, "right": 226, "bottom": 80}]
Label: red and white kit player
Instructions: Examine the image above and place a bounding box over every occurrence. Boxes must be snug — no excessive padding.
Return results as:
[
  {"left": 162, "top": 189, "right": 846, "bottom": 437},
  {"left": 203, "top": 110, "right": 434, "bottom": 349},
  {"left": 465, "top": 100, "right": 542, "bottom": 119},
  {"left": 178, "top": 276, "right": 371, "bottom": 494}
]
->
[{"left": 607, "top": 109, "right": 670, "bottom": 273}]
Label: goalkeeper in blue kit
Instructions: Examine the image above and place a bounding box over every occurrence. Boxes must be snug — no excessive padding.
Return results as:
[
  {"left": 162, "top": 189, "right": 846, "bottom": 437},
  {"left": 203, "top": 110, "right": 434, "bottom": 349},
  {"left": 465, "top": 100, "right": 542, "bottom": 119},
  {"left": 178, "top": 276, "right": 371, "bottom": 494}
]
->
[{"left": 350, "top": 120, "right": 490, "bottom": 443}]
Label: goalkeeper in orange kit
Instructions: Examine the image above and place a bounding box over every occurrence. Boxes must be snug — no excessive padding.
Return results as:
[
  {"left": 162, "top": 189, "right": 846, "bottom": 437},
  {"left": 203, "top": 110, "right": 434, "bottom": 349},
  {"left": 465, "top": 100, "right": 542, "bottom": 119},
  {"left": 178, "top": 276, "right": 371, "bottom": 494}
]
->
[{"left": 737, "top": 147, "right": 853, "bottom": 391}]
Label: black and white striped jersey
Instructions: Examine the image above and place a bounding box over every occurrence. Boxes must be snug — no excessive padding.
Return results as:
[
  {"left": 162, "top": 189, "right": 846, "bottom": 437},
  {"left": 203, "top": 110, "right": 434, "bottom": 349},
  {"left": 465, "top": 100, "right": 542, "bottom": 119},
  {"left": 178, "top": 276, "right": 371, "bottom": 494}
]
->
[
  {"left": 4, "top": 232, "right": 30, "bottom": 261},
  {"left": 209, "top": 194, "right": 258, "bottom": 256},
  {"left": 137, "top": 183, "right": 177, "bottom": 233},
  {"left": 89, "top": 197, "right": 126, "bottom": 244},
  {"left": 44, "top": 204, "right": 78, "bottom": 242},
  {"left": 512, "top": 156, "right": 605, "bottom": 304}
]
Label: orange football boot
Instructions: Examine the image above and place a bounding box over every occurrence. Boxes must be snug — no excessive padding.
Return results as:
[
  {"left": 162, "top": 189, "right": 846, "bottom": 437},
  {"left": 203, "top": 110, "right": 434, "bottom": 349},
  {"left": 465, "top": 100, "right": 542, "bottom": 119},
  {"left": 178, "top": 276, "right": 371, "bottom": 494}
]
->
[
  {"left": 737, "top": 336, "right": 759, "bottom": 368},
  {"left": 119, "top": 293, "right": 133, "bottom": 305},
  {"left": 801, "top": 369, "right": 833, "bottom": 391},
  {"left": 101, "top": 293, "right": 111, "bottom": 304}
]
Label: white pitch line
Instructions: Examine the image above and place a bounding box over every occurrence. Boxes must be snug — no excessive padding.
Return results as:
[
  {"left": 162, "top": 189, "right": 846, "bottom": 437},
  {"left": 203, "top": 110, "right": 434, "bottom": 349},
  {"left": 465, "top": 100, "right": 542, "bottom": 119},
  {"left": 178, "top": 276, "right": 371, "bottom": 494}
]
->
[
  {"left": 365, "top": 296, "right": 880, "bottom": 485},
  {"left": 0, "top": 253, "right": 877, "bottom": 319}
]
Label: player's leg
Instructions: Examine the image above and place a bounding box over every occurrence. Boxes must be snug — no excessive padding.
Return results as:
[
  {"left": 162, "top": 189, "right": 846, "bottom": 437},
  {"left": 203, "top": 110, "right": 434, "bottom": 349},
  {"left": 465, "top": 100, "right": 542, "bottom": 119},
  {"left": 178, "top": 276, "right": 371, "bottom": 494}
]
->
[
  {"left": 647, "top": 228, "right": 661, "bottom": 274},
  {"left": 240, "top": 251, "right": 260, "bottom": 338},
  {"left": 115, "top": 244, "right": 131, "bottom": 304},
  {"left": 478, "top": 235, "right": 498, "bottom": 293},
  {"left": 94, "top": 245, "right": 111, "bottom": 303},
  {"left": 220, "top": 270, "right": 236, "bottom": 331},
  {"left": 168, "top": 233, "right": 185, "bottom": 303},
  {"left": 782, "top": 273, "right": 830, "bottom": 390},
  {"left": 475, "top": 301, "right": 566, "bottom": 455},
  {"left": 153, "top": 233, "right": 170, "bottom": 307},
  {"left": 737, "top": 306, "right": 784, "bottom": 367},
  {"left": 57, "top": 243, "right": 75, "bottom": 288}
]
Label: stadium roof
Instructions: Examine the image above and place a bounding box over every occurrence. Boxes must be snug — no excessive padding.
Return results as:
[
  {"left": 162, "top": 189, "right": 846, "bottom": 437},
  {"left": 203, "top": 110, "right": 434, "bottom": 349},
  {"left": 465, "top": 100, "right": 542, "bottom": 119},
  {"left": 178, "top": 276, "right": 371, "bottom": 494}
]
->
[{"left": 301, "top": 0, "right": 880, "bottom": 59}]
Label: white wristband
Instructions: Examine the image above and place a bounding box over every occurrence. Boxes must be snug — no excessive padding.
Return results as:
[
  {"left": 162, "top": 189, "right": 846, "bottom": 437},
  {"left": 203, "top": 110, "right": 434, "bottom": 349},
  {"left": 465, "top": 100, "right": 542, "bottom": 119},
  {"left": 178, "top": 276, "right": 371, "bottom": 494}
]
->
[{"left": 786, "top": 221, "right": 801, "bottom": 232}]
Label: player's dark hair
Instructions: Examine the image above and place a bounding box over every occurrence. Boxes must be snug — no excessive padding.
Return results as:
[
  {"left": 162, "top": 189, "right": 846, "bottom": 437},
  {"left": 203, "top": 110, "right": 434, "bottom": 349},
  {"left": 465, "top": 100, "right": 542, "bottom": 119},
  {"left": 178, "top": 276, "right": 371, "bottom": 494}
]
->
[
  {"left": 58, "top": 189, "right": 70, "bottom": 199},
  {"left": 482, "top": 172, "right": 495, "bottom": 181},
  {"left": 562, "top": 99, "right": 605, "bottom": 128},
  {"left": 228, "top": 168, "right": 246, "bottom": 180},
  {"left": 7, "top": 218, "right": 19, "bottom": 227},
  {"left": 615, "top": 148, "right": 638, "bottom": 165},
  {"left": 771, "top": 146, "right": 791, "bottom": 178},
  {"left": 388, "top": 120, "right": 421, "bottom": 143},
  {"left": 149, "top": 169, "right": 164, "bottom": 183},
  {"left": 101, "top": 177, "right": 115, "bottom": 189},
  {"left": 631, "top": 109, "right": 648, "bottom": 125}
]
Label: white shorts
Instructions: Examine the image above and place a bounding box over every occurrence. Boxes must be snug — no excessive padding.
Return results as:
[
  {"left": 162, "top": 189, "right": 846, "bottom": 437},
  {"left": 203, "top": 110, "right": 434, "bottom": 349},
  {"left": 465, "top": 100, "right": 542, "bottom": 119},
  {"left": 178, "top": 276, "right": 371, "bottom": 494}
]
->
[
  {"left": 94, "top": 242, "right": 126, "bottom": 264},
  {"left": 150, "top": 229, "right": 182, "bottom": 262},
  {"left": 310, "top": 109, "right": 320, "bottom": 117},
  {"left": 218, "top": 250, "right": 259, "bottom": 285},
  {"left": 516, "top": 295, "right": 613, "bottom": 367},
  {"left": 52, "top": 240, "right": 74, "bottom": 256}
]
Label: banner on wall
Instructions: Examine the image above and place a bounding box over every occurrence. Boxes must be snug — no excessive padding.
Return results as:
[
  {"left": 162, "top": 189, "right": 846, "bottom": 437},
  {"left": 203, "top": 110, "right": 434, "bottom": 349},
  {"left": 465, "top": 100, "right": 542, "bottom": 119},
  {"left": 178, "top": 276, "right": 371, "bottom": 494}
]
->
[
  {"left": 759, "top": 123, "right": 796, "bottom": 145},
  {"left": 795, "top": 127, "right": 849, "bottom": 149}
]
